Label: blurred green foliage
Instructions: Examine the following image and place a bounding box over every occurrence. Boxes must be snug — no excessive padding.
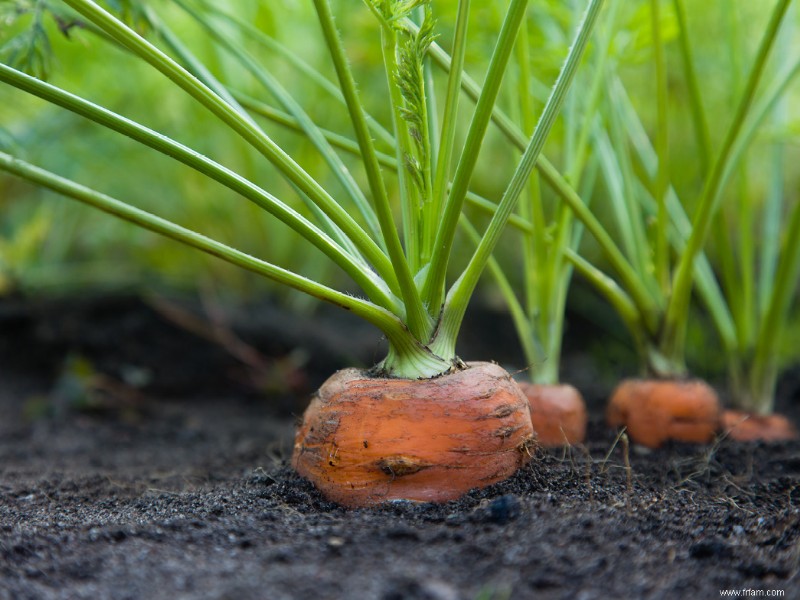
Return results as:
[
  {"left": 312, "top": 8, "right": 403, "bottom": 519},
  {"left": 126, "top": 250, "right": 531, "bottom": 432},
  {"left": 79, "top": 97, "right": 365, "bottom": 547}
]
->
[{"left": 1, "top": 0, "right": 800, "bottom": 381}]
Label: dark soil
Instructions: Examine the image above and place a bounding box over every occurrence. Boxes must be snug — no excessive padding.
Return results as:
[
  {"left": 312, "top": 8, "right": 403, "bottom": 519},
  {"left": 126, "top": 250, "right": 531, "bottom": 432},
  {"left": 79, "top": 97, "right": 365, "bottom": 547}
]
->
[{"left": 1, "top": 294, "right": 799, "bottom": 600}]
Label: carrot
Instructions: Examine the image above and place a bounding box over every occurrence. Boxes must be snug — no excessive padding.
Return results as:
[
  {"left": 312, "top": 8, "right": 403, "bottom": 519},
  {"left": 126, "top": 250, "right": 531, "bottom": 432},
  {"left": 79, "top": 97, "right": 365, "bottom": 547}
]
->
[
  {"left": 518, "top": 383, "right": 587, "bottom": 447},
  {"left": 606, "top": 379, "right": 721, "bottom": 448},
  {"left": 722, "top": 410, "right": 798, "bottom": 442},
  {"left": 292, "top": 362, "right": 535, "bottom": 507}
]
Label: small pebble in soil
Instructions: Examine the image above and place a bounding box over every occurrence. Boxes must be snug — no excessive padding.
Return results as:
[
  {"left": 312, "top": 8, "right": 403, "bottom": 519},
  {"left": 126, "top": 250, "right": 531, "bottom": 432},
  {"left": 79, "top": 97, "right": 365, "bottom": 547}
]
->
[
  {"left": 445, "top": 513, "right": 465, "bottom": 527},
  {"left": 327, "top": 536, "right": 345, "bottom": 548},
  {"left": 472, "top": 494, "right": 522, "bottom": 524},
  {"left": 689, "top": 539, "right": 733, "bottom": 559},
  {"left": 247, "top": 467, "right": 276, "bottom": 487},
  {"left": 382, "top": 578, "right": 459, "bottom": 600},
  {"left": 385, "top": 526, "right": 420, "bottom": 541}
]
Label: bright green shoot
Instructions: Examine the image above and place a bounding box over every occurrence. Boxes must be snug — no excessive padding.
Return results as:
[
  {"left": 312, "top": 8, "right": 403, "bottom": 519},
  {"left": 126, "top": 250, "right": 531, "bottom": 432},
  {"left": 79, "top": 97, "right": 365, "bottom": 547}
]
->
[
  {"left": 469, "top": 2, "right": 617, "bottom": 385},
  {"left": 708, "top": 11, "right": 800, "bottom": 415},
  {"left": 584, "top": 0, "right": 797, "bottom": 387},
  {"left": 0, "top": 0, "right": 603, "bottom": 379},
  {"left": 483, "top": 0, "right": 794, "bottom": 382},
  {"left": 585, "top": 0, "right": 793, "bottom": 380}
]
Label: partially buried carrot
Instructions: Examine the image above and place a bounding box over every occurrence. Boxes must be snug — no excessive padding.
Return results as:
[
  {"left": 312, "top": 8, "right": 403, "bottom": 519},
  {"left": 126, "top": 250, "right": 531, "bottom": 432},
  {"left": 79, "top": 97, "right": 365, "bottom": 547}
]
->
[
  {"left": 293, "top": 362, "right": 535, "bottom": 507},
  {"left": 722, "top": 410, "right": 798, "bottom": 442},
  {"left": 607, "top": 379, "right": 721, "bottom": 448},
  {"left": 518, "top": 382, "right": 587, "bottom": 446}
]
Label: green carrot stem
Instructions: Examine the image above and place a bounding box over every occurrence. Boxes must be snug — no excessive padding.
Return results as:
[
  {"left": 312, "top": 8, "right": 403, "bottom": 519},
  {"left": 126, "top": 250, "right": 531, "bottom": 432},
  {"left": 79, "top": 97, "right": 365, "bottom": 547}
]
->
[
  {"left": 0, "top": 151, "right": 450, "bottom": 379},
  {"left": 422, "top": 0, "right": 529, "bottom": 313},
  {"left": 0, "top": 63, "right": 401, "bottom": 313},
  {"left": 429, "top": 0, "right": 470, "bottom": 264},
  {"left": 312, "top": 0, "right": 432, "bottom": 341},
  {"left": 651, "top": 0, "right": 670, "bottom": 296},
  {"left": 431, "top": 0, "right": 606, "bottom": 359},
  {"left": 662, "top": 0, "right": 792, "bottom": 365},
  {"left": 61, "top": 0, "right": 401, "bottom": 302}
]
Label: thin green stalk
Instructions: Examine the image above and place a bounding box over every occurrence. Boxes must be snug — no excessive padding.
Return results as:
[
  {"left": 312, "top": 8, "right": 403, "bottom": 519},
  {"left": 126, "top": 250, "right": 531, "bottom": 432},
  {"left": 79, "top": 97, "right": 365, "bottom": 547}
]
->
[
  {"left": 567, "top": 0, "right": 619, "bottom": 185},
  {"left": 231, "top": 92, "right": 398, "bottom": 169},
  {"left": 672, "top": 0, "right": 711, "bottom": 172},
  {"left": 429, "top": 0, "right": 470, "bottom": 264},
  {"left": 612, "top": 78, "right": 737, "bottom": 354},
  {"left": 736, "top": 163, "right": 756, "bottom": 352},
  {"left": 605, "top": 85, "right": 654, "bottom": 291},
  {"left": 380, "top": 22, "right": 422, "bottom": 273},
  {"left": 595, "top": 125, "right": 661, "bottom": 312},
  {"left": 459, "top": 216, "right": 540, "bottom": 371},
  {"left": 749, "top": 197, "right": 800, "bottom": 413},
  {"left": 711, "top": 199, "right": 740, "bottom": 344},
  {"left": 663, "top": 0, "right": 793, "bottom": 363},
  {"left": 431, "top": 0, "right": 606, "bottom": 359},
  {"left": 651, "top": 0, "right": 670, "bottom": 295},
  {"left": 719, "top": 57, "right": 800, "bottom": 195},
  {"left": 756, "top": 9, "right": 794, "bottom": 322},
  {"left": 734, "top": 19, "right": 795, "bottom": 412},
  {"left": 313, "top": 0, "right": 432, "bottom": 341},
  {"left": 174, "top": 0, "right": 384, "bottom": 245},
  {"left": 61, "top": 0, "right": 401, "bottom": 297},
  {"left": 463, "top": 190, "right": 534, "bottom": 233},
  {"left": 422, "top": 0, "right": 529, "bottom": 313},
  {"left": 191, "top": 0, "right": 397, "bottom": 149},
  {"left": 418, "top": 16, "right": 648, "bottom": 313},
  {"left": 759, "top": 137, "right": 785, "bottom": 313},
  {"left": 523, "top": 172, "right": 545, "bottom": 321},
  {"left": 144, "top": 9, "right": 368, "bottom": 263},
  {"left": 544, "top": 156, "right": 602, "bottom": 382},
  {"left": 420, "top": 31, "right": 663, "bottom": 331},
  {"left": 563, "top": 247, "right": 642, "bottom": 348},
  {"left": 142, "top": 6, "right": 250, "bottom": 121},
  {"left": 0, "top": 63, "right": 401, "bottom": 313},
  {"left": 456, "top": 139, "right": 661, "bottom": 335},
  {"left": 0, "top": 152, "right": 451, "bottom": 378},
  {"left": 563, "top": 76, "right": 578, "bottom": 184},
  {"left": 514, "top": 15, "right": 546, "bottom": 330}
]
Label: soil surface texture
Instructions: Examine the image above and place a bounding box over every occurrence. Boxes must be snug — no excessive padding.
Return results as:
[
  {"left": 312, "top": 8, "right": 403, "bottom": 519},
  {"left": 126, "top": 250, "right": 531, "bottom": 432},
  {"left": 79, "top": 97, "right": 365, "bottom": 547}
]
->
[{"left": 1, "top": 295, "right": 799, "bottom": 600}]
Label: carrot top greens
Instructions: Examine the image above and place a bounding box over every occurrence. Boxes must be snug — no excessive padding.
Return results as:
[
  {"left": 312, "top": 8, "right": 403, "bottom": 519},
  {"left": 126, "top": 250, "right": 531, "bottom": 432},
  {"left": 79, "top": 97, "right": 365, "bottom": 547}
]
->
[{"left": 0, "top": 0, "right": 603, "bottom": 378}]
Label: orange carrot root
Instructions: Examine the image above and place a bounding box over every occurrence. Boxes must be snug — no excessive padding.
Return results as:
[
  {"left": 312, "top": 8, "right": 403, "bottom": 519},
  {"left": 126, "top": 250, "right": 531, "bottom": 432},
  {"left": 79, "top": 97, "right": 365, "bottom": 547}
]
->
[
  {"left": 607, "top": 378, "right": 721, "bottom": 448},
  {"left": 518, "top": 383, "right": 587, "bottom": 447},
  {"left": 292, "top": 362, "right": 534, "bottom": 507},
  {"left": 722, "top": 410, "right": 798, "bottom": 442}
]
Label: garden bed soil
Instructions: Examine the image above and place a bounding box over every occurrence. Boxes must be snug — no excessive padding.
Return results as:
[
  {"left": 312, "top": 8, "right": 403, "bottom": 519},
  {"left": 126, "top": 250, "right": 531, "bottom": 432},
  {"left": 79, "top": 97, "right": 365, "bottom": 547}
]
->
[{"left": 1, "top": 294, "right": 799, "bottom": 599}]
